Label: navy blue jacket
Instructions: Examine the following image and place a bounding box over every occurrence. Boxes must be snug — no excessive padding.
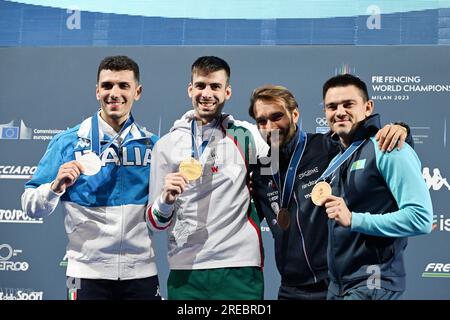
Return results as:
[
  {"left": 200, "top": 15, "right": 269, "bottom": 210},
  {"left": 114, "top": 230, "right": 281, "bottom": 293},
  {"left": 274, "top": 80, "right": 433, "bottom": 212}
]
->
[{"left": 252, "top": 130, "right": 339, "bottom": 287}]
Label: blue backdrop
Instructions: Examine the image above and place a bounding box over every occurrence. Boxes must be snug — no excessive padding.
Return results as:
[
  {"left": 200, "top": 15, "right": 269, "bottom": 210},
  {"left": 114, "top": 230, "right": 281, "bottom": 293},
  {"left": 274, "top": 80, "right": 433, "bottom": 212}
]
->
[
  {"left": 0, "top": 46, "right": 449, "bottom": 300},
  {"left": 1, "top": 0, "right": 450, "bottom": 46}
]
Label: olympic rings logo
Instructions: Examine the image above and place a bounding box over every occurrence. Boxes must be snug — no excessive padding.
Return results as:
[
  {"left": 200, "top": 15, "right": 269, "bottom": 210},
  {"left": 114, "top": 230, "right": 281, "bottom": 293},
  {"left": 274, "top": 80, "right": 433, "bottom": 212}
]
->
[{"left": 315, "top": 117, "right": 328, "bottom": 127}]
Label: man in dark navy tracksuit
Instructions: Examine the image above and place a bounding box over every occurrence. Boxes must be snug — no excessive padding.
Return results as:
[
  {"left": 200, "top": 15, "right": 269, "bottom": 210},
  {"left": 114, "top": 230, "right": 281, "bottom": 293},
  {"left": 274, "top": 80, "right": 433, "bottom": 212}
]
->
[
  {"left": 249, "top": 85, "right": 410, "bottom": 300},
  {"left": 321, "top": 74, "right": 433, "bottom": 300}
]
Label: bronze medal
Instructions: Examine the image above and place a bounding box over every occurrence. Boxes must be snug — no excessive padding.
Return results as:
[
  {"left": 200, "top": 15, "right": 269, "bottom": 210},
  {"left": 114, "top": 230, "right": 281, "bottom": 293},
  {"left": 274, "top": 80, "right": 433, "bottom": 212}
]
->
[
  {"left": 277, "top": 208, "right": 290, "bottom": 230},
  {"left": 311, "top": 181, "right": 332, "bottom": 206}
]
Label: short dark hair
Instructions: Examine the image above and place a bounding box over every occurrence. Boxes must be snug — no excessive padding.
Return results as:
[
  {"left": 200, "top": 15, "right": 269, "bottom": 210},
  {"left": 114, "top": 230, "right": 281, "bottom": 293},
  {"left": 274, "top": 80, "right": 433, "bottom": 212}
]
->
[
  {"left": 191, "top": 56, "right": 231, "bottom": 82},
  {"left": 322, "top": 74, "right": 369, "bottom": 102},
  {"left": 249, "top": 85, "right": 298, "bottom": 119},
  {"left": 97, "top": 55, "right": 140, "bottom": 83}
]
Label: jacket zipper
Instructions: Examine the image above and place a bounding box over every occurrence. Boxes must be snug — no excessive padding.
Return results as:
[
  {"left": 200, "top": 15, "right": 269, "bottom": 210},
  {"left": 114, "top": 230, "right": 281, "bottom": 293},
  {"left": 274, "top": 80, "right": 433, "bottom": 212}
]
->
[
  {"left": 294, "top": 193, "right": 318, "bottom": 282},
  {"left": 117, "top": 143, "right": 125, "bottom": 279}
]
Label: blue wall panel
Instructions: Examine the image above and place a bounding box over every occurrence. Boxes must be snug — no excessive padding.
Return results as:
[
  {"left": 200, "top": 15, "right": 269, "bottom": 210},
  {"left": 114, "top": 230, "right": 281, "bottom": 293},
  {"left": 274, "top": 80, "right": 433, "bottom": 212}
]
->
[{"left": 1, "top": 1, "right": 449, "bottom": 46}]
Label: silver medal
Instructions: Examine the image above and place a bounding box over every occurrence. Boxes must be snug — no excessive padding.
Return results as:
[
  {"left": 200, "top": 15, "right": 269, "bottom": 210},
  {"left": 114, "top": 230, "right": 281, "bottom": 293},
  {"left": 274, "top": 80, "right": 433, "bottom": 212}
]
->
[{"left": 78, "top": 152, "right": 102, "bottom": 176}]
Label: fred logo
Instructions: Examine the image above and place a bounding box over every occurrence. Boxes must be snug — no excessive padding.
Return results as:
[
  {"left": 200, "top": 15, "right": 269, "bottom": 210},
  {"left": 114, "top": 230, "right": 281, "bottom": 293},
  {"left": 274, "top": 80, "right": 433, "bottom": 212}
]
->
[{"left": 350, "top": 159, "right": 366, "bottom": 172}]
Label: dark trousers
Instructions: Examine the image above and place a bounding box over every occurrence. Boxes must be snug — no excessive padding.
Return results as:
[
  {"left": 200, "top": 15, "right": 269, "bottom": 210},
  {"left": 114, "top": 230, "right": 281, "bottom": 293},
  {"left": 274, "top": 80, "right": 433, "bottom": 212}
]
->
[
  {"left": 327, "top": 285, "right": 403, "bottom": 300},
  {"left": 278, "top": 279, "right": 328, "bottom": 300},
  {"left": 67, "top": 275, "right": 161, "bottom": 300}
]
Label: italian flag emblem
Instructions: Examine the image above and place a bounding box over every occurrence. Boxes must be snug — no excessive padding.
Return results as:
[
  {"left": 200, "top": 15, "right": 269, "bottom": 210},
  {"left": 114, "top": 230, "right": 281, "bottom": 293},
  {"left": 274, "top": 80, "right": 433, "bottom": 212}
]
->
[{"left": 68, "top": 288, "right": 77, "bottom": 300}]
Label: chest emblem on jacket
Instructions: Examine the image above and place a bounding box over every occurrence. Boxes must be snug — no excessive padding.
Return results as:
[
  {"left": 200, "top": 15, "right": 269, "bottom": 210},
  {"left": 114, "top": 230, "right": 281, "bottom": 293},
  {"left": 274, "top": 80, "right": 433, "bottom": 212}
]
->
[
  {"left": 350, "top": 159, "right": 366, "bottom": 172},
  {"left": 74, "top": 147, "right": 151, "bottom": 167}
]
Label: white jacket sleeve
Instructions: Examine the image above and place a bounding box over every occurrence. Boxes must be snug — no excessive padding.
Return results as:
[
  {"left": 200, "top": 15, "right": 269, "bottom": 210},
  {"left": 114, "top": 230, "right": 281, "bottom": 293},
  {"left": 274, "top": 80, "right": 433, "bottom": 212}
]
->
[
  {"left": 21, "top": 183, "right": 64, "bottom": 218},
  {"left": 146, "top": 139, "right": 175, "bottom": 232}
]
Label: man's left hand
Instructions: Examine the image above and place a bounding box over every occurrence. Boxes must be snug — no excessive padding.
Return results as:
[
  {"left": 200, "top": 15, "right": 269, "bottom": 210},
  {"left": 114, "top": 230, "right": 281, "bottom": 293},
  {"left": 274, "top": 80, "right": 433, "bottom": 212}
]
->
[{"left": 375, "top": 123, "right": 407, "bottom": 152}]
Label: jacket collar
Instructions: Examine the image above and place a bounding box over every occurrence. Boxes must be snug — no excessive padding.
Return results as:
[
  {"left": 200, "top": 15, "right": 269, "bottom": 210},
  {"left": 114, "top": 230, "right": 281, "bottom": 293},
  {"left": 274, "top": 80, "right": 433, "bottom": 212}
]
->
[
  {"left": 77, "top": 111, "right": 151, "bottom": 142},
  {"left": 337, "top": 113, "right": 381, "bottom": 150},
  {"left": 170, "top": 109, "right": 233, "bottom": 134}
]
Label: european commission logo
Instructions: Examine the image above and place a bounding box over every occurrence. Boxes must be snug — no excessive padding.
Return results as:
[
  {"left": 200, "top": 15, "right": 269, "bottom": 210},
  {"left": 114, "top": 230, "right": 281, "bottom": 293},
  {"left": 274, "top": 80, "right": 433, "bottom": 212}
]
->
[
  {"left": 0, "top": 120, "right": 64, "bottom": 141},
  {"left": 0, "top": 120, "right": 32, "bottom": 139}
]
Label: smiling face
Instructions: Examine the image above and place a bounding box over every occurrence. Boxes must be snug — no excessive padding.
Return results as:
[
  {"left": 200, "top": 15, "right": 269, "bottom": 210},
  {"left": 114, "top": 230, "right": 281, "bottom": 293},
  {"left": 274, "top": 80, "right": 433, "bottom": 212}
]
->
[
  {"left": 324, "top": 85, "right": 373, "bottom": 147},
  {"left": 188, "top": 70, "right": 231, "bottom": 124},
  {"left": 253, "top": 99, "right": 299, "bottom": 148},
  {"left": 96, "top": 69, "right": 142, "bottom": 131}
]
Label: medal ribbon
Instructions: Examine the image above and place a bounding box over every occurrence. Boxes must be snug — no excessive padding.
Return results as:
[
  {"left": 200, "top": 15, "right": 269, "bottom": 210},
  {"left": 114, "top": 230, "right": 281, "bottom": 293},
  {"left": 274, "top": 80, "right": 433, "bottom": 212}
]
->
[
  {"left": 190, "top": 117, "right": 220, "bottom": 165},
  {"left": 91, "top": 111, "right": 135, "bottom": 156},
  {"left": 316, "top": 139, "right": 366, "bottom": 182},
  {"left": 272, "top": 130, "right": 307, "bottom": 209}
]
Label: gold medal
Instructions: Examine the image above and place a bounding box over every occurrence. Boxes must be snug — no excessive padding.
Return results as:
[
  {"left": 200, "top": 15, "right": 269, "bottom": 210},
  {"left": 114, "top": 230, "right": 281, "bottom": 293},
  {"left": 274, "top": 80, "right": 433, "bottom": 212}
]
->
[
  {"left": 179, "top": 158, "right": 202, "bottom": 181},
  {"left": 311, "top": 181, "right": 332, "bottom": 206},
  {"left": 277, "top": 208, "right": 290, "bottom": 230}
]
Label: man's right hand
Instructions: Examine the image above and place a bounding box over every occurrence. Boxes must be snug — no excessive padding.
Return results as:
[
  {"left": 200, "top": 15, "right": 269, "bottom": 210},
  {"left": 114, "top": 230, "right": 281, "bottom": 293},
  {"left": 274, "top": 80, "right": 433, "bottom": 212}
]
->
[
  {"left": 162, "top": 172, "right": 188, "bottom": 204},
  {"left": 51, "top": 161, "right": 84, "bottom": 193}
]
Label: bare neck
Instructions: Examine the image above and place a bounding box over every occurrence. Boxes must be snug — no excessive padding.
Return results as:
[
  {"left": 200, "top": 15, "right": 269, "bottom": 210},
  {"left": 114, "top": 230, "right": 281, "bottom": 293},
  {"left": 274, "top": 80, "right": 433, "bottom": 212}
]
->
[{"left": 99, "top": 112, "right": 127, "bottom": 133}]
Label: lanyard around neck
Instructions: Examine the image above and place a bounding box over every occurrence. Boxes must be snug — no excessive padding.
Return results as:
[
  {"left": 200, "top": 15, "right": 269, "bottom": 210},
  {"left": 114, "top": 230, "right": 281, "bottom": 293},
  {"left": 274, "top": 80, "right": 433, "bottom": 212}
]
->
[
  {"left": 91, "top": 112, "right": 134, "bottom": 156},
  {"left": 272, "top": 130, "right": 307, "bottom": 209},
  {"left": 316, "top": 139, "right": 366, "bottom": 182},
  {"left": 190, "top": 117, "right": 220, "bottom": 160}
]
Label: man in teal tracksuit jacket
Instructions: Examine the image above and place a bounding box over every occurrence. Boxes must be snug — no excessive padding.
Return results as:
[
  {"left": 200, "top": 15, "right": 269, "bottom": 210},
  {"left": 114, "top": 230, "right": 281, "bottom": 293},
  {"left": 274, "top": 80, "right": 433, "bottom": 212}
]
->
[{"left": 321, "top": 74, "right": 433, "bottom": 300}]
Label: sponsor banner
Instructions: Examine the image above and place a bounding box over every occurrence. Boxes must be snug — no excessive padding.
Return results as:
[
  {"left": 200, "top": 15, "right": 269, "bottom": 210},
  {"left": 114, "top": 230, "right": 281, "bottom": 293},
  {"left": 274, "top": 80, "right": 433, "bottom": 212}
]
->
[
  {"left": 422, "top": 263, "right": 450, "bottom": 278},
  {"left": 0, "top": 244, "right": 30, "bottom": 272},
  {"left": 0, "top": 209, "right": 43, "bottom": 224},
  {"left": 59, "top": 254, "right": 68, "bottom": 267},
  {"left": 432, "top": 214, "right": 450, "bottom": 232},
  {"left": 371, "top": 75, "right": 450, "bottom": 102},
  {"left": 423, "top": 167, "right": 450, "bottom": 192},
  {"left": 0, "top": 165, "right": 37, "bottom": 180},
  {"left": 0, "top": 287, "right": 44, "bottom": 300}
]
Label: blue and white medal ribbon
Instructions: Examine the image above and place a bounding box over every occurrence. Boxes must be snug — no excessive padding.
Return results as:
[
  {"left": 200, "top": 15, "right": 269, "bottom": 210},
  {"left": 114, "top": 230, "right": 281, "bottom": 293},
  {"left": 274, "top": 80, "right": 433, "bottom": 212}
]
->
[
  {"left": 311, "top": 139, "right": 366, "bottom": 206},
  {"left": 316, "top": 139, "right": 366, "bottom": 183},
  {"left": 91, "top": 111, "right": 134, "bottom": 156},
  {"left": 190, "top": 117, "right": 220, "bottom": 166},
  {"left": 79, "top": 111, "right": 134, "bottom": 176},
  {"left": 271, "top": 130, "right": 307, "bottom": 230}
]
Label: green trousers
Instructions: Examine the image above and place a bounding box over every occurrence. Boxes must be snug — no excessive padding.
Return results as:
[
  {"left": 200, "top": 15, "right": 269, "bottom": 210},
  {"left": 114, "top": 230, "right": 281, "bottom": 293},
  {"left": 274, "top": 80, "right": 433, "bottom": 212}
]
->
[{"left": 168, "top": 267, "right": 264, "bottom": 300}]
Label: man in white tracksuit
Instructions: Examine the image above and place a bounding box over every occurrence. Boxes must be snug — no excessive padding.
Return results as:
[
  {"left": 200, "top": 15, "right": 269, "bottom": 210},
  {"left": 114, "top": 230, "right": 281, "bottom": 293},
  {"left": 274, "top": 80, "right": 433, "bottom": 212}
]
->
[{"left": 146, "top": 56, "right": 269, "bottom": 299}]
